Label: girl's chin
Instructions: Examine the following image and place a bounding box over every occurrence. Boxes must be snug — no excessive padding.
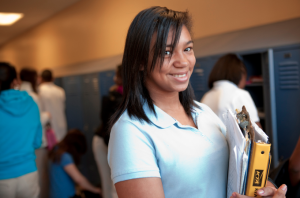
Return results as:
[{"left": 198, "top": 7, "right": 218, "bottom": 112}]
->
[{"left": 172, "top": 85, "right": 189, "bottom": 93}]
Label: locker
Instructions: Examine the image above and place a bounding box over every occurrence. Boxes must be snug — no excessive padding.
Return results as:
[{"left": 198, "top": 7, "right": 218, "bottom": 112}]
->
[
  {"left": 274, "top": 47, "right": 300, "bottom": 160},
  {"left": 53, "top": 77, "right": 63, "bottom": 88},
  {"left": 81, "top": 73, "right": 101, "bottom": 186},
  {"left": 190, "top": 57, "right": 218, "bottom": 101},
  {"left": 82, "top": 73, "right": 101, "bottom": 131},
  {"left": 99, "top": 70, "right": 115, "bottom": 97},
  {"left": 62, "top": 75, "right": 84, "bottom": 131},
  {"left": 60, "top": 74, "right": 101, "bottom": 186}
]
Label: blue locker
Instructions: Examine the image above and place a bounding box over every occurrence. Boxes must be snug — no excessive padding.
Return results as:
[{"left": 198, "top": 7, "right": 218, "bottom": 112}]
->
[
  {"left": 190, "top": 57, "right": 218, "bottom": 101},
  {"left": 62, "top": 75, "right": 84, "bottom": 131},
  {"left": 53, "top": 77, "right": 63, "bottom": 88},
  {"left": 61, "top": 74, "right": 101, "bottom": 186},
  {"left": 82, "top": 73, "right": 101, "bottom": 132},
  {"left": 99, "top": 70, "right": 115, "bottom": 97},
  {"left": 81, "top": 73, "right": 101, "bottom": 185},
  {"left": 274, "top": 47, "right": 300, "bottom": 160}
]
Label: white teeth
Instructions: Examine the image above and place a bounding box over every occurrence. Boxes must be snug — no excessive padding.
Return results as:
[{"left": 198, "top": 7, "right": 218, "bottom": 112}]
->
[{"left": 172, "top": 74, "right": 186, "bottom": 78}]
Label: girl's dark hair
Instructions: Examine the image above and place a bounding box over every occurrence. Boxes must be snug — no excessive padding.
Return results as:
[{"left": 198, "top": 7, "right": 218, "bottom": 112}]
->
[
  {"left": 109, "top": 6, "right": 197, "bottom": 129},
  {"left": 41, "top": 69, "right": 53, "bottom": 82},
  {"left": 20, "top": 68, "right": 38, "bottom": 93},
  {"left": 49, "top": 129, "right": 87, "bottom": 165},
  {"left": 0, "top": 62, "right": 17, "bottom": 93},
  {"left": 208, "top": 54, "right": 247, "bottom": 89}
]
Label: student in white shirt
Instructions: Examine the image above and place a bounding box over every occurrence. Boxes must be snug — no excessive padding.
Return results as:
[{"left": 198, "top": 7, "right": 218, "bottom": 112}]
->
[
  {"left": 20, "top": 68, "right": 51, "bottom": 198},
  {"left": 20, "top": 68, "right": 51, "bottom": 146},
  {"left": 201, "top": 54, "right": 262, "bottom": 128},
  {"left": 39, "top": 69, "right": 67, "bottom": 142}
]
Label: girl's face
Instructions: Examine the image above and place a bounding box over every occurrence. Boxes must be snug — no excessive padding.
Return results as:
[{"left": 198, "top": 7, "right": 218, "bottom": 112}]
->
[{"left": 145, "top": 25, "right": 195, "bottom": 95}]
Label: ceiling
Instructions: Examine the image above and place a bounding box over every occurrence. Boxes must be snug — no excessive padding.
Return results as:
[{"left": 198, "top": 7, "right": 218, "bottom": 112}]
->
[{"left": 0, "top": 0, "right": 80, "bottom": 47}]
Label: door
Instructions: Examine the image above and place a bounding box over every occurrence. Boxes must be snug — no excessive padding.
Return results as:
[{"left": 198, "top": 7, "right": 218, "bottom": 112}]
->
[{"left": 273, "top": 47, "right": 300, "bottom": 161}]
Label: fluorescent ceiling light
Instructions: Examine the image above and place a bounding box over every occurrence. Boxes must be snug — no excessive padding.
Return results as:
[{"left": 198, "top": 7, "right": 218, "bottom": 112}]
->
[{"left": 0, "top": 13, "right": 24, "bottom": 26}]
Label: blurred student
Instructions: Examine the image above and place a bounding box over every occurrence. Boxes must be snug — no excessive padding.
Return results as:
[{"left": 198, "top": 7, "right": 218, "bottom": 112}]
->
[
  {"left": 20, "top": 68, "right": 51, "bottom": 198},
  {"left": 20, "top": 68, "right": 51, "bottom": 133},
  {"left": 39, "top": 69, "right": 67, "bottom": 141},
  {"left": 201, "top": 54, "right": 262, "bottom": 127},
  {"left": 93, "top": 65, "right": 122, "bottom": 198},
  {"left": 0, "top": 62, "right": 42, "bottom": 198},
  {"left": 49, "top": 129, "right": 101, "bottom": 198}
]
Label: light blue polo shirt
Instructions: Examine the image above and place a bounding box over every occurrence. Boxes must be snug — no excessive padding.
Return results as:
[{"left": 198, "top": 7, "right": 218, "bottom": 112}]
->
[{"left": 108, "top": 101, "right": 229, "bottom": 198}]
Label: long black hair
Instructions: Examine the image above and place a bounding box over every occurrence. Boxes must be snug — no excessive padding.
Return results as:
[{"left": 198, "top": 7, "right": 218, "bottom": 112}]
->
[
  {"left": 109, "top": 6, "right": 198, "bottom": 130},
  {"left": 0, "top": 62, "right": 17, "bottom": 94}
]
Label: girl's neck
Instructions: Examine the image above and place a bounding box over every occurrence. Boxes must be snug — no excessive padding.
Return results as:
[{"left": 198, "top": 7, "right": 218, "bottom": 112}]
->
[{"left": 149, "top": 90, "right": 182, "bottom": 112}]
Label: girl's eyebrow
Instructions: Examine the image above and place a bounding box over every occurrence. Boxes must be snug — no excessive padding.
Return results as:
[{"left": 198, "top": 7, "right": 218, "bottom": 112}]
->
[
  {"left": 166, "top": 40, "right": 194, "bottom": 48},
  {"left": 186, "top": 40, "right": 193, "bottom": 45}
]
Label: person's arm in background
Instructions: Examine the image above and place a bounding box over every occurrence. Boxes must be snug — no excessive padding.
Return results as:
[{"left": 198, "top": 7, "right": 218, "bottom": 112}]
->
[
  {"left": 33, "top": 104, "right": 43, "bottom": 149},
  {"left": 289, "top": 137, "right": 300, "bottom": 186},
  {"left": 64, "top": 164, "right": 101, "bottom": 194},
  {"left": 40, "top": 112, "right": 51, "bottom": 125},
  {"left": 35, "top": 95, "right": 51, "bottom": 126}
]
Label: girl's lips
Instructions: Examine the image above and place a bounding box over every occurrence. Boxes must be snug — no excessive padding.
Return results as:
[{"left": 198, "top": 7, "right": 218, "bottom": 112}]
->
[{"left": 171, "top": 73, "right": 187, "bottom": 78}]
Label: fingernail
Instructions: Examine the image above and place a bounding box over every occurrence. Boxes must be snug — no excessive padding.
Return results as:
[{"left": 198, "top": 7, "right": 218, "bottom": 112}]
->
[
  {"left": 257, "top": 189, "right": 264, "bottom": 195},
  {"left": 280, "top": 184, "right": 287, "bottom": 191},
  {"left": 231, "top": 192, "right": 237, "bottom": 197}
]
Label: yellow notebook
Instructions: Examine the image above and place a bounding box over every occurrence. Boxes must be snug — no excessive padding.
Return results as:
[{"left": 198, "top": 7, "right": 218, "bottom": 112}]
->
[{"left": 245, "top": 141, "right": 271, "bottom": 197}]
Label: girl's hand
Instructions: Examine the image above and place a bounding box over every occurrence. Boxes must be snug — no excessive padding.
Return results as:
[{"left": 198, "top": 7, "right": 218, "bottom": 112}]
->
[{"left": 230, "top": 184, "right": 287, "bottom": 198}]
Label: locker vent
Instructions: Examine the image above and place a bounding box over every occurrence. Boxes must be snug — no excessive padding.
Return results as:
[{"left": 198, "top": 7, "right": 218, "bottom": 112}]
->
[{"left": 278, "top": 61, "right": 299, "bottom": 90}]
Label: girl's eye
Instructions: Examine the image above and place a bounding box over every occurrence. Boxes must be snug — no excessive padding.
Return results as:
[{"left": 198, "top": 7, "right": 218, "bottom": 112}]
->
[
  {"left": 185, "top": 47, "right": 192, "bottom": 52},
  {"left": 165, "top": 51, "right": 171, "bottom": 56}
]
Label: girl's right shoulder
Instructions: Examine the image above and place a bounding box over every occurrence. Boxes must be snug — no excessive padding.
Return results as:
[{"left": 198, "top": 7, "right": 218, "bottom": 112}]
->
[
  {"left": 112, "top": 110, "right": 142, "bottom": 132},
  {"left": 113, "top": 109, "right": 145, "bottom": 127}
]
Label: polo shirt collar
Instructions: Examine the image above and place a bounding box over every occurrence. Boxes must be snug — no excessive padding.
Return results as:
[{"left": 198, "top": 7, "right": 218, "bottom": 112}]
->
[
  {"left": 142, "top": 100, "right": 203, "bottom": 129},
  {"left": 143, "top": 101, "right": 176, "bottom": 129}
]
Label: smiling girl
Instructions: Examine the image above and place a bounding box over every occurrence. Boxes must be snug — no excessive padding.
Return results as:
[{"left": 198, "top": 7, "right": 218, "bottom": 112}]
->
[{"left": 107, "top": 6, "right": 286, "bottom": 198}]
